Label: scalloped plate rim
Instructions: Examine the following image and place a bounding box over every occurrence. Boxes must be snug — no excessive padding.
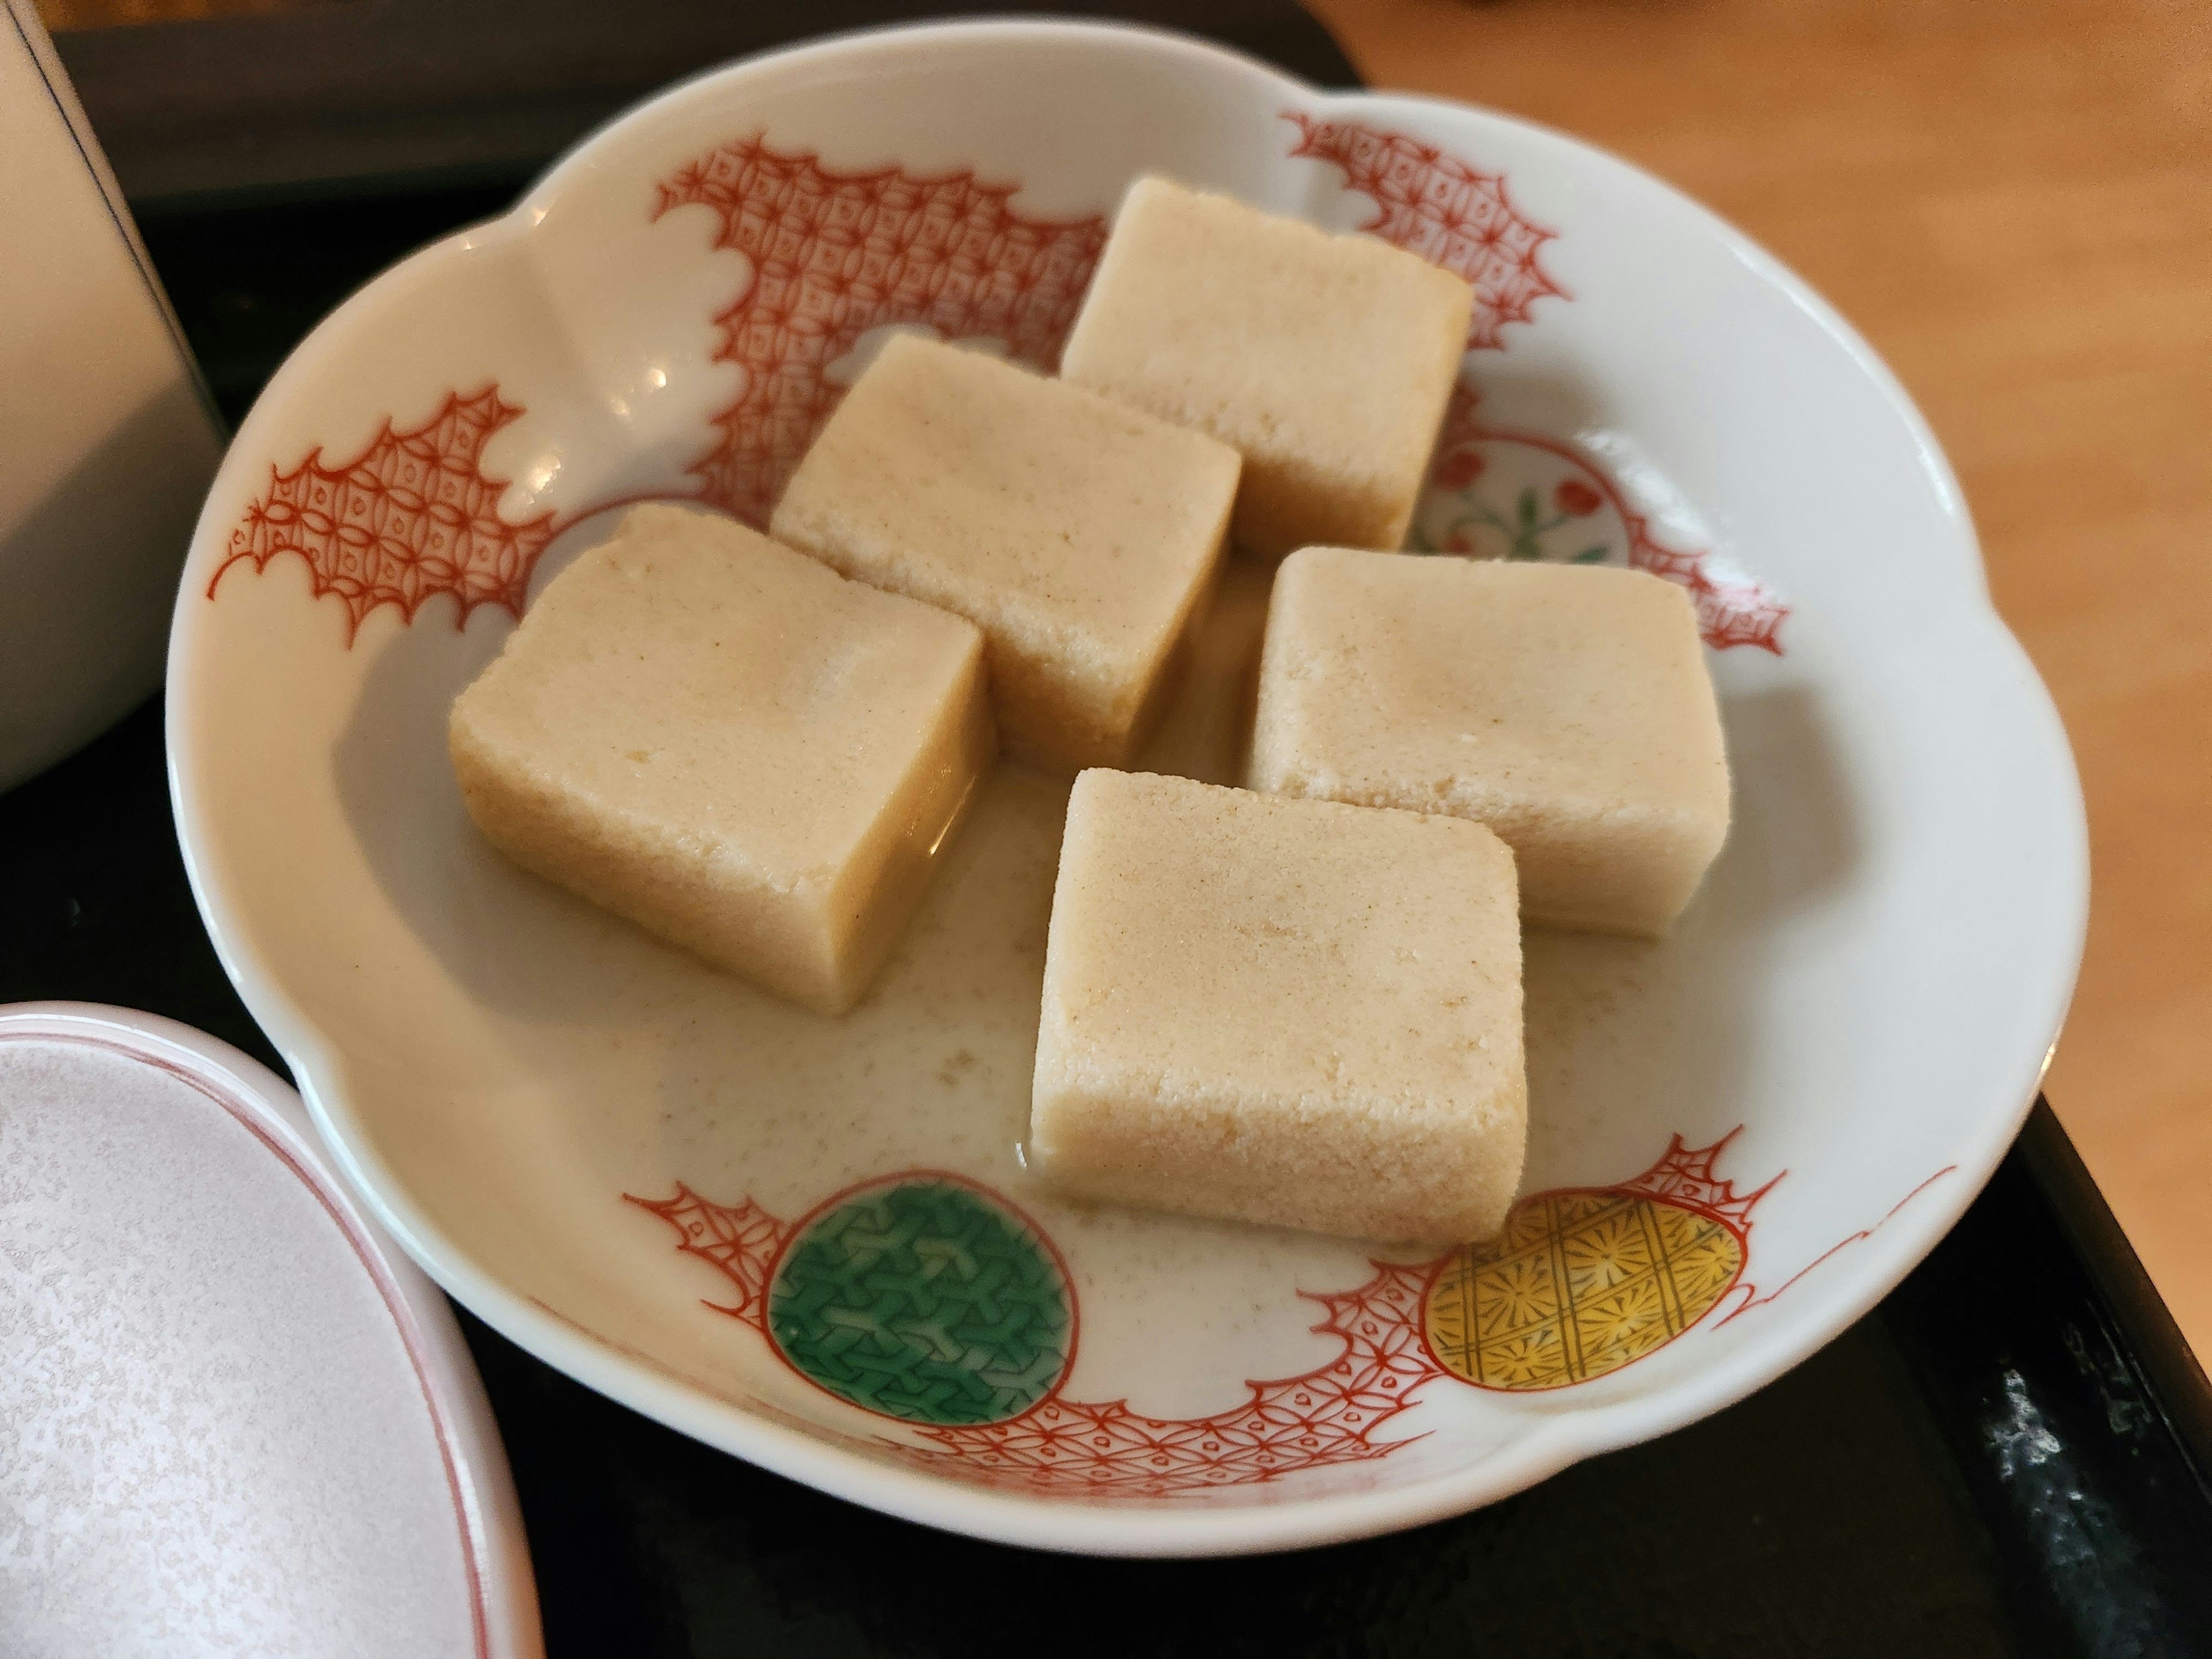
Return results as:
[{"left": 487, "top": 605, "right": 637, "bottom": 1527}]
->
[{"left": 163, "top": 18, "right": 2087, "bottom": 1556}]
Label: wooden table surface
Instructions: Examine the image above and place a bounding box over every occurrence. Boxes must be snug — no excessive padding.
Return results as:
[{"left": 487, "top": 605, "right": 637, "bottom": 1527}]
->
[
  {"left": 33, "top": 0, "right": 2211, "bottom": 1359},
  {"left": 1308, "top": 0, "right": 2212, "bottom": 1357}
]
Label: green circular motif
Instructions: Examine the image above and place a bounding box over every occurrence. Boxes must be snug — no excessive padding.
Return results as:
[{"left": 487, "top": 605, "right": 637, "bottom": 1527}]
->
[{"left": 767, "top": 1178, "right": 1072, "bottom": 1426}]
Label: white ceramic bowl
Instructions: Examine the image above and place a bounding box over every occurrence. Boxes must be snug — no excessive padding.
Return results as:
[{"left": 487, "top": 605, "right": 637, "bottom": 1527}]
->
[{"left": 165, "top": 21, "right": 2085, "bottom": 1555}]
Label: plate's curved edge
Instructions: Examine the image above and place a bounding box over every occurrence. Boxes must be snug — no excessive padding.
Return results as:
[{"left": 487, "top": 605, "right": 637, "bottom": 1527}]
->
[
  {"left": 161, "top": 17, "right": 2092, "bottom": 1556},
  {"left": 513, "top": 15, "right": 1321, "bottom": 218},
  {"left": 0, "top": 1003, "right": 546, "bottom": 1646},
  {"left": 1341, "top": 85, "right": 1987, "bottom": 607}
]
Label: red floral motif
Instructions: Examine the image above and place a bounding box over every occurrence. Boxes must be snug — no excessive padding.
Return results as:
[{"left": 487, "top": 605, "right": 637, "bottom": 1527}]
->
[
  {"left": 1554, "top": 478, "right": 1603, "bottom": 518},
  {"left": 1434, "top": 383, "right": 1790, "bottom": 653},
  {"left": 655, "top": 136, "right": 1108, "bottom": 528},
  {"left": 1285, "top": 112, "right": 1784, "bottom": 650},
  {"left": 1286, "top": 112, "right": 1566, "bottom": 351},
  {"left": 211, "top": 388, "right": 555, "bottom": 643},
  {"left": 1431, "top": 448, "right": 1486, "bottom": 491}
]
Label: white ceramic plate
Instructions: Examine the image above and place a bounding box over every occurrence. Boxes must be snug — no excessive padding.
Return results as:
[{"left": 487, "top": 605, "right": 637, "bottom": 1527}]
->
[
  {"left": 165, "top": 21, "right": 2085, "bottom": 1555},
  {"left": 0, "top": 1005, "right": 540, "bottom": 1653}
]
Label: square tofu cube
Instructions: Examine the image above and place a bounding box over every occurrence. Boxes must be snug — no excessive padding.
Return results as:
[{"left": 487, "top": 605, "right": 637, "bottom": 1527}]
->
[
  {"left": 1249, "top": 550, "right": 1731, "bottom": 937},
  {"left": 449, "top": 503, "right": 993, "bottom": 1014},
  {"left": 1031, "top": 770, "right": 1525, "bottom": 1244},
  {"left": 770, "top": 334, "right": 1240, "bottom": 773},
  {"left": 1058, "top": 175, "right": 1474, "bottom": 560}
]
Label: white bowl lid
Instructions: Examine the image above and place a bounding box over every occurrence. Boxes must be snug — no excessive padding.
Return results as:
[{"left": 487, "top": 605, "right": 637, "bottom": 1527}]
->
[{"left": 0, "top": 1003, "right": 540, "bottom": 1657}]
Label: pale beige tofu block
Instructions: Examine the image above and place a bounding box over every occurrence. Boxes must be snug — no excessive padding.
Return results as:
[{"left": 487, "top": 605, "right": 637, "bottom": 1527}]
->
[
  {"left": 449, "top": 503, "right": 993, "bottom": 1015},
  {"left": 1250, "top": 550, "right": 1731, "bottom": 937},
  {"left": 1058, "top": 175, "right": 1474, "bottom": 560},
  {"left": 770, "top": 334, "right": 1240, "bottom": 773},
  {"left": 1031, "top": 769, "right": 1525, "bottom": 1244}
]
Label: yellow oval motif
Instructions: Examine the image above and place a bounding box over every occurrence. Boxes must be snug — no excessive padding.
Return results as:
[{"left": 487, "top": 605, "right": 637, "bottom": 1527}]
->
[{"left": 1423, "top": 1189, "right": 1744, "bottom": 1391}]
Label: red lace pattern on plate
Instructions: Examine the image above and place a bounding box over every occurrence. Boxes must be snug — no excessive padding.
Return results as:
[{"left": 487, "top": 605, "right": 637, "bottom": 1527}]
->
[
  {"left": 1286, "top": 112, "right": 1566, "bottom": 351},
  {"left": 624, "top": 1184, "right": 791, "bottom": 1328},
  {"left": 211, "top": 388, "right": 555, "bottom": 643},
  {"left": 895, "top": 1264, "right": 1436, "bottom": 1497},
  {"left": 654, "top": 136, "right": 1108, "bottom": 527},
  {"left": 627, "top": 1135, "right": 1799, "bottom": 1499}
]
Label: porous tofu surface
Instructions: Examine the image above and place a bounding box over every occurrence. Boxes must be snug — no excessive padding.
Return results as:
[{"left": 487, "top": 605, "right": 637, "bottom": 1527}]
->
[
  {"left": 448, "top": 502, "right": 992, "bottom": 1013},
  {"left": 1058, "top": 175, "right": 1474, "bottom": 559},
  {"left": 1031, "top": 768, "right": 1525, "bottom": 1244},
  {"left": 1249, "top": 549, "right": 1730, "bottom": 937},
  {"left": 770, "top": 333, "right": 1239, "bottom": 772}
]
